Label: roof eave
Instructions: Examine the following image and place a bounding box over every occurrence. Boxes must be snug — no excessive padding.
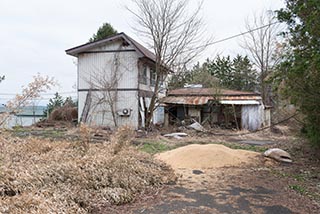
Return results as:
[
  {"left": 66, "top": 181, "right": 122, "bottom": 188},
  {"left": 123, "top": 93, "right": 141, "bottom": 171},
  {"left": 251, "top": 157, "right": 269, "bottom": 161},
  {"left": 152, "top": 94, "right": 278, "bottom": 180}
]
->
[{"left": 65, "top": 33, "right": 127, "bottom": 57}]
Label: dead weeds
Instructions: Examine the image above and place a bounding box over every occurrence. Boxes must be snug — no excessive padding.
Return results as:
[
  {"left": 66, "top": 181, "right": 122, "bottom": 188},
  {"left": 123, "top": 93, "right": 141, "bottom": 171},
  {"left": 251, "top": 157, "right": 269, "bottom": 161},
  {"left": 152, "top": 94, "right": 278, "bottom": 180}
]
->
[{"left": 0, "top": 128, "right": 176, "bottom": 213}]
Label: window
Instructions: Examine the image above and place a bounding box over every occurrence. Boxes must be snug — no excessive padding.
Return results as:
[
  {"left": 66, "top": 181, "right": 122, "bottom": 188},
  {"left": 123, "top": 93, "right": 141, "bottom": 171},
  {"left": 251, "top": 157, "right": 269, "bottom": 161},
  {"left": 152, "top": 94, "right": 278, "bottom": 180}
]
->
[
  {"left": 159, "top": 74, "right": 164, "bottom": 87},
  {"left": 150, "top": 68, "right": 156, "bottom": 86},
  {"left": 139, "top": 65, "right": 148, "bottom": 85}
]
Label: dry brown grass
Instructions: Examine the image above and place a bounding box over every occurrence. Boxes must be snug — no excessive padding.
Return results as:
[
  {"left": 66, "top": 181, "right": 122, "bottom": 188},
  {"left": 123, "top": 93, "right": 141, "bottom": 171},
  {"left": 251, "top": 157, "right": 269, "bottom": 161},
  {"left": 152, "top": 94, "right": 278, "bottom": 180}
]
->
[
  {"left": 111, "top": 126, "right": 135, "bottom": 155},
  {"left": 49, "top": 106, "right": 78, "bottom": 122},
  {"left": 0, "top": 127, "right": 175, "bottom": 213}
]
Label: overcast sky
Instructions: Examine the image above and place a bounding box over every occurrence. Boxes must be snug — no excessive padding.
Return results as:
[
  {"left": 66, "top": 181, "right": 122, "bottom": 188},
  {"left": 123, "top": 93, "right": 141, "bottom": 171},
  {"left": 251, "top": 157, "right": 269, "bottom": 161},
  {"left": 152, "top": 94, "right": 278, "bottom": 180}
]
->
[{"left": 0, "top": 0, "right": 284, "bottom": 104}]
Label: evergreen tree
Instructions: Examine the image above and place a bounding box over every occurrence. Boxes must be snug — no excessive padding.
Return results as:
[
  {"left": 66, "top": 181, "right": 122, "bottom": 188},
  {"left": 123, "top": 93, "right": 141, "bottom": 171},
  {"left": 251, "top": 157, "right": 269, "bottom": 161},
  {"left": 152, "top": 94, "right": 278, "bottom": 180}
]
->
[
  {"left": 276, "top": 0, "right": 320, "bottom": 145},
  {"left": 207, "top": 56, "right": 234, "bottom": 89},
  {"left": 63, "top": 96, "right": 77, "bottom": 107},
  {"left": 232, "top": 55, "right": 258, "bottom": 91},
  {"left": 43, "top": 92, "right": 64, "bottom": 117},
  {"left": 169, "top": 55, "right": 258, "bottom": 91},
  {"left": 89, "top": 22, "right": 118, "bottom": 42}
]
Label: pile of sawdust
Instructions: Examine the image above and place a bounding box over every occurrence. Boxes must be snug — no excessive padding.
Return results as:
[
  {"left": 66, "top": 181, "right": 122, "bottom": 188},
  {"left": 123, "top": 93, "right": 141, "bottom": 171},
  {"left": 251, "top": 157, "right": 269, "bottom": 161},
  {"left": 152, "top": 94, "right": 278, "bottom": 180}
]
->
[{"left": 156, "top": 144, "right": 260, "bottom": 169}]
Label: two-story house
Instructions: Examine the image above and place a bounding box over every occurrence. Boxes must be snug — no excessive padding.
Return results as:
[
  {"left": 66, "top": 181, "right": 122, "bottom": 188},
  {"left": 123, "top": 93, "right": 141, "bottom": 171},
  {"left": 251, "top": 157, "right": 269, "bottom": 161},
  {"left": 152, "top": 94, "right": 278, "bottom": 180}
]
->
[{"left": 66, "top": 32, "right": 163, "bottom": 129}]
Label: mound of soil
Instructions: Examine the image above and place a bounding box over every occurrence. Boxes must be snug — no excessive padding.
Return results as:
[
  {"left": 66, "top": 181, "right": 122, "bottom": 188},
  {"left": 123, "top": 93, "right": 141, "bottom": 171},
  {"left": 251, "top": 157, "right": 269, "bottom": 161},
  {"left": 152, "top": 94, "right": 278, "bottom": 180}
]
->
[{"left": 156, "top": 144, "right": 260, "bottom": 169}]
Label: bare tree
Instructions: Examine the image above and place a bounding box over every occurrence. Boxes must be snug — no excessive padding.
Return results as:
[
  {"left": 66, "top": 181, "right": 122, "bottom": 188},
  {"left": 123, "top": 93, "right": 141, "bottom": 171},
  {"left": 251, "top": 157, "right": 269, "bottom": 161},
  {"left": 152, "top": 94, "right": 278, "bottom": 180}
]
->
[
  {"left": 127, "top": 0, "right": 211, "bottom": 128},
  {"left": 84, "top": 50, "right": 128, "bottom": 127},
  {"left": 240, "top": 11, "right": 282, "bottom": 106},
  {"left": 0, "top": 74, "right": 56, "bottom": 127}
]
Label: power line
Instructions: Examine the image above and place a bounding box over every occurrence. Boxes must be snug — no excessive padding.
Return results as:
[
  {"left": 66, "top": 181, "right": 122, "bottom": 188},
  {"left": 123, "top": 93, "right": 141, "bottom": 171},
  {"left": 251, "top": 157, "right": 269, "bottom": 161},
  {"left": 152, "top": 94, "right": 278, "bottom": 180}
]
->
[
  {"left": 207, "top": 21, "right": 279, "bottom": 46},
  {"left": 0, "top": 22, "right": 279, "bottom": 101},
  {"left": 0, "top": 97, "right": 77, "bottom": 101},
  {"left": 0, "top": 91, "right": 77, "bottom": 96}
]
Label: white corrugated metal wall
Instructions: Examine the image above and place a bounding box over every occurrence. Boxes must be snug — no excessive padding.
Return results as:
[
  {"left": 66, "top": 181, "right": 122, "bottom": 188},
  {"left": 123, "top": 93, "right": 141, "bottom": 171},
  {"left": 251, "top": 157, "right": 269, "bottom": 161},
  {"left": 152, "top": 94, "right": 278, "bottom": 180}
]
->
[
  {"left": 77, "top": 40, "right": 140, "bottom": 128},
  {"left": 241, "top": 105, "right": 264, "bottom": 131}
]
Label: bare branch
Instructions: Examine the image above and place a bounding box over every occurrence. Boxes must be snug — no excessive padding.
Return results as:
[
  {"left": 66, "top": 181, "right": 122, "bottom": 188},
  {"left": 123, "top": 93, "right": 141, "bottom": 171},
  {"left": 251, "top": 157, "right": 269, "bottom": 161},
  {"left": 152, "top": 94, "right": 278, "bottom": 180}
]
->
[
  {"left": 127, "top": 0, "right": 211, "bottom": 128},
  {"left": 239, "top": 10, "right": 283, "bottom": 105},
  {"left": 0, "top": 74, "right": 56, "bottom": 126},
  {"left": 82, "top": 48, "right": 127, "bottom": 127}
]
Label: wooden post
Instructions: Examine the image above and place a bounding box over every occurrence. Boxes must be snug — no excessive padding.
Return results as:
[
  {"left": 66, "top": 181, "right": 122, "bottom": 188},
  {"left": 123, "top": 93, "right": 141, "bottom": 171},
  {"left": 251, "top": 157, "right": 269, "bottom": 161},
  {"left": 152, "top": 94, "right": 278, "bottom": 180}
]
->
[
  {"left": 164, "top": 110, "right": 169, "bottom": 127},
  {"left": 232, "top": 104, "right": 239, "bottom": 130}
]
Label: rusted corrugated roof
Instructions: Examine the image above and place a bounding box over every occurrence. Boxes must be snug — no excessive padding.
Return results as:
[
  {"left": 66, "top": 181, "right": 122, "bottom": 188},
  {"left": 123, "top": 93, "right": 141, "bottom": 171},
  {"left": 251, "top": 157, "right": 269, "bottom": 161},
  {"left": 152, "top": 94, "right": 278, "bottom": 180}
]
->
[
  {"left": 163, "top": 88, "right": 262, "bottom": 105},
  {"left": 168, "top": 88, "right": 260, "bottom": 96},
  {"left": 162, "top": 95, "right": 261, "bottom": 105},
  {"left": 220, "top": 95, "right": 262, "bottom": 100},
  {"left": 220, "top": 100, "right": 260, "bottom": 105},
  {"left": 161, "top": 96, "right": 213, "bottom": 105}
]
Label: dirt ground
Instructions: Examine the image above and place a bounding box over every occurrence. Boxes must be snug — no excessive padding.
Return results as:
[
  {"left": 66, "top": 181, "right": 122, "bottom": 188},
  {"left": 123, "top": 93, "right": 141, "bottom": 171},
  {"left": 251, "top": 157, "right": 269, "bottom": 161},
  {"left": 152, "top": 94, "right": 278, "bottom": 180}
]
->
[
  {"left": 129, "top": 168, "right": 319, "bottom": 214},
  {"left": 99, "top": 125, "right": 320, "bottom": 214},
  {"left": 100, "top": 163, "right": 320, "bottom": 214},
  {"left": 8, "top": 124, "right": 320, "bottom": 213}
]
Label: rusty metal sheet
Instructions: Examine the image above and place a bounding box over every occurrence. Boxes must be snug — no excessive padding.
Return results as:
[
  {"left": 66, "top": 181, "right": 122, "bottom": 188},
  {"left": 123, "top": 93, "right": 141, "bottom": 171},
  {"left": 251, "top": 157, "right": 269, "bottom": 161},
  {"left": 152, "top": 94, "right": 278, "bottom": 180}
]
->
[
  {"left": 161, "top": 96, "right": 212, "bottom": 105},
  {"left": 161, "top": 95, "right": 262, "bottom": 105},
  {"left": 220, "top": 100, "right": 260, "bottom": 105},
  {"left": 168, "top": 88, "right": 260, "bottom": 96},
  {"left": 219, "top": 95, "right": 262, "bottom": 100}
]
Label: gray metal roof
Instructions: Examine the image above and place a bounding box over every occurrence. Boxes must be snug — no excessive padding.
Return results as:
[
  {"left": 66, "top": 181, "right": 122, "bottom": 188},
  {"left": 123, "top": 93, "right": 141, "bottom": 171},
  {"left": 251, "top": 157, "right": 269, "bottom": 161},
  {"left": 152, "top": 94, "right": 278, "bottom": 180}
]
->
[{"left": 65, "top": 32, "right": 156, "bottom": 62}]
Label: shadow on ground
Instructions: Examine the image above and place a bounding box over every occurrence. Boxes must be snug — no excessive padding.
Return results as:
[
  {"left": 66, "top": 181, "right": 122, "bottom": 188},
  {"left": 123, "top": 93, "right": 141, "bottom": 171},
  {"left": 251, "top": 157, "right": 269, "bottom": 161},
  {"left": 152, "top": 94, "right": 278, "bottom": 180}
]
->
[{"left": 134, "top": 185, "right": 294, "bottom": 214}]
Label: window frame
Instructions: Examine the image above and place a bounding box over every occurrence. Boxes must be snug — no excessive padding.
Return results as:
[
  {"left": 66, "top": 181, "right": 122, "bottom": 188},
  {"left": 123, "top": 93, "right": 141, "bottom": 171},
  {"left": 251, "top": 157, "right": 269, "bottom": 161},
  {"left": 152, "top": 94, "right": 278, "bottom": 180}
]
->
[
  {"left": 139, "top": 65, "right": 148, "bottom": 85},
  {"left": 150, "top": 68, "right": 156, "bottom": 86}
]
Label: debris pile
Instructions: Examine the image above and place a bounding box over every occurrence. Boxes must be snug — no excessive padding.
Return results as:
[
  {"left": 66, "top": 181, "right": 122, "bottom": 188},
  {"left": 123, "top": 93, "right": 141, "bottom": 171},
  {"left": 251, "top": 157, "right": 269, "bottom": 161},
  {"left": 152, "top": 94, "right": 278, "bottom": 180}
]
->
[
  {"left": 264, "top": 148, "right": 292, "bottom": 163},
  {"left": 163, "top": 132, "right": 188, "bottom": 139},
  {"left": 49, "top": 106, "right": 78, "bottom": 122},
  {"left": 187, "top": 122, "right": 206, "bottom": 132}
]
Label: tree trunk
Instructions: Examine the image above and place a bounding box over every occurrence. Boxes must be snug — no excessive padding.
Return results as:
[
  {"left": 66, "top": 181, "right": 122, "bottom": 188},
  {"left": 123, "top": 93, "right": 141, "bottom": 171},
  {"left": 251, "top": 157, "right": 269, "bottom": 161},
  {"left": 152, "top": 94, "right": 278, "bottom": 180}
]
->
[{"left": 145, "top": 62, "right": 161, "bottom": 129}]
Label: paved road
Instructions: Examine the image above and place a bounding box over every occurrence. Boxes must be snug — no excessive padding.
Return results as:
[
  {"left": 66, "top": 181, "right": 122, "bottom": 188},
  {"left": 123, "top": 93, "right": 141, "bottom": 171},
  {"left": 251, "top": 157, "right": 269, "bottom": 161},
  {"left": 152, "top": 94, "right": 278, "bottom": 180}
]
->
[
  {"left": 129, "top": 167, "right": 318, "bottom": 214},
  {"left": 133, "top": 185, "right": 293, "bottom": 214}
]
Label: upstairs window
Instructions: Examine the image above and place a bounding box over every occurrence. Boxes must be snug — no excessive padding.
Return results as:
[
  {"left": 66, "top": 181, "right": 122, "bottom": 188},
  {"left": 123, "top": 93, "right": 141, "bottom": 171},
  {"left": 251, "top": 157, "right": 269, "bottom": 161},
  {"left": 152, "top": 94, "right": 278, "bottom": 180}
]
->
[
  {"left": 150, "top": 68, "right": 156, "bottom": 86},
  {"left": 159, "top": 74, "right": 164, "bottom": 87},
  {"left": 139, "top": 65, "right": 148, "bottom": 85}
]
